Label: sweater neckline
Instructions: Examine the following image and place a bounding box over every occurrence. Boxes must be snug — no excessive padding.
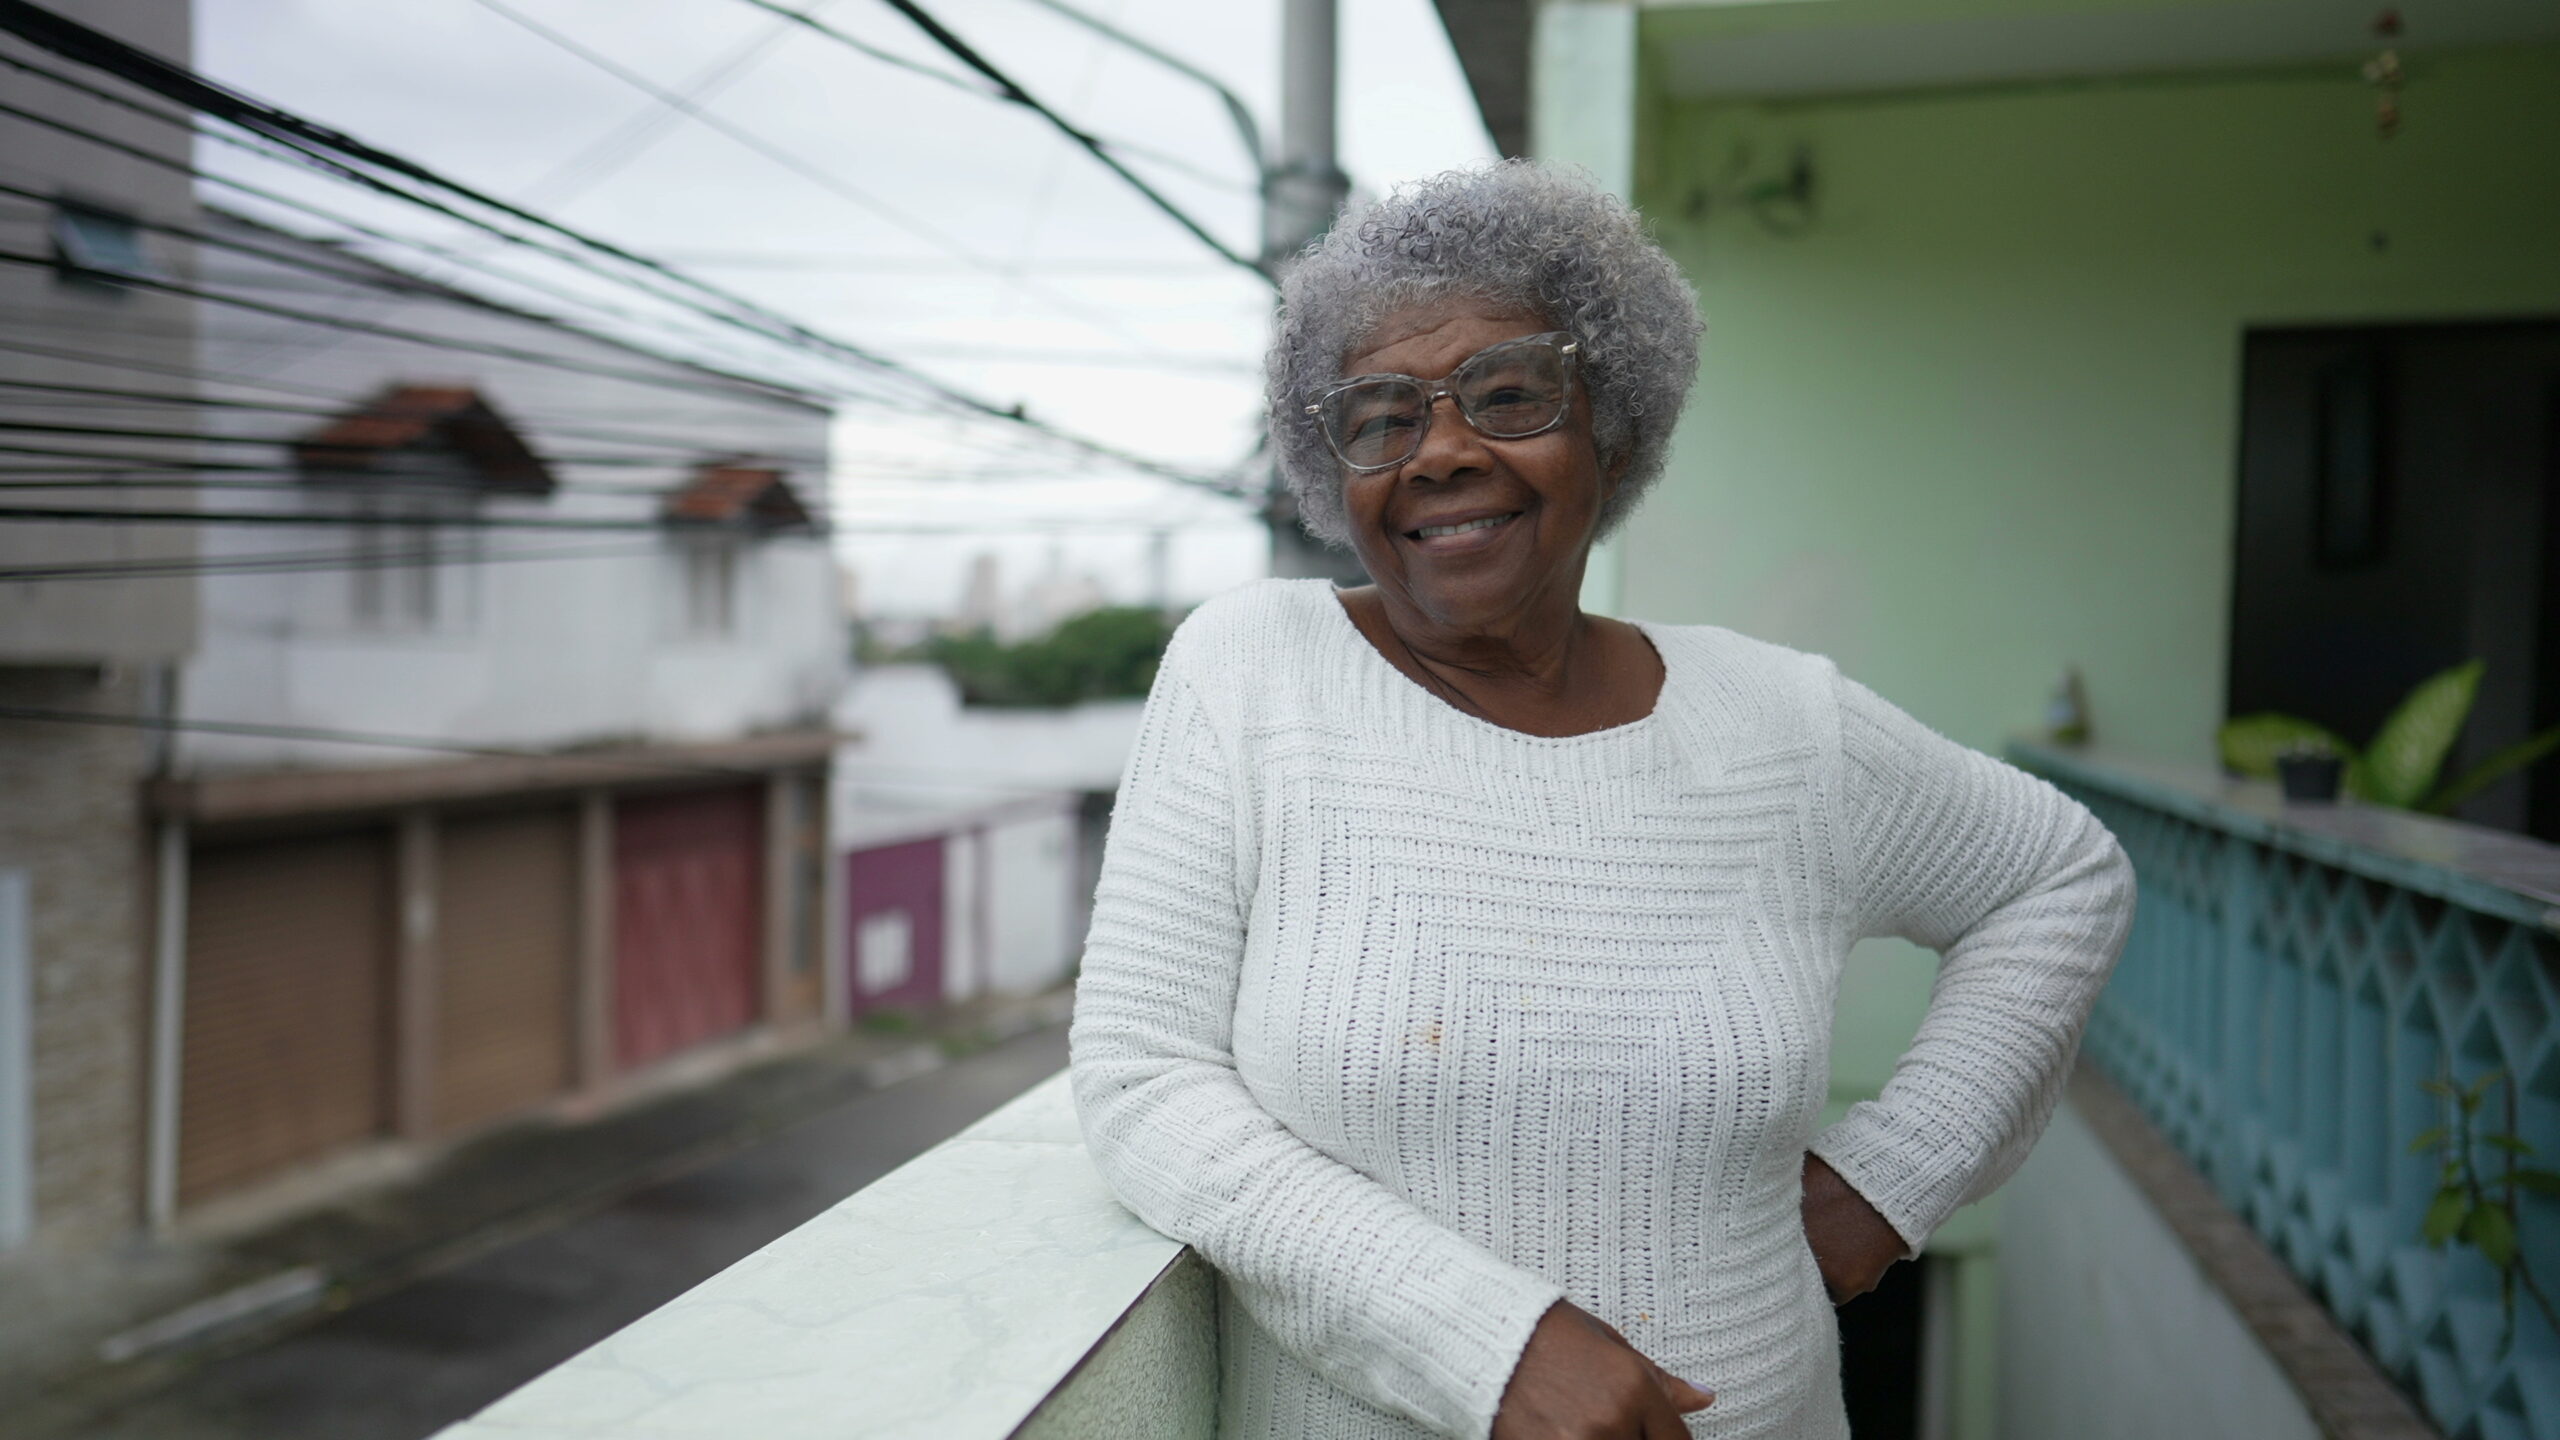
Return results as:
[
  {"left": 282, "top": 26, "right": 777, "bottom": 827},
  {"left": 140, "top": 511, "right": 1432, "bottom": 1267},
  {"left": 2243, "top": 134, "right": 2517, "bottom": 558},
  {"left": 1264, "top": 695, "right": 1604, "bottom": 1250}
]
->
[{"left": 1301, "top": 579, "right": 1668, "bottom": 746}]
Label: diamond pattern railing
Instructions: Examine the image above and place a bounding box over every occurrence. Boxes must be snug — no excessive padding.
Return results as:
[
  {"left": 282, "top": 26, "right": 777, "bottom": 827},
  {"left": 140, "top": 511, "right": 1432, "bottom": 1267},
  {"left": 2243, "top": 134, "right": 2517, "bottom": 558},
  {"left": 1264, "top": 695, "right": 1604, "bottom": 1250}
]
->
[{"left": 2031, "top": 761, "right": 2560, "bottom": 1440}]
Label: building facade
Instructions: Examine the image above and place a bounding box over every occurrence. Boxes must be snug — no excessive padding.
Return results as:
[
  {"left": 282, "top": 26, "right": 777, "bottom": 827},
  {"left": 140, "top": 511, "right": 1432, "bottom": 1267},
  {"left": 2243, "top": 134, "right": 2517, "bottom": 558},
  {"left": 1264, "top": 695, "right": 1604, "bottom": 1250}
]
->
[
  {"left": 143, "top": 208, "right": 845, "bottom": 1227},
  {"left": 0, "top": 0, "right": 200, "bottom": 1258}
]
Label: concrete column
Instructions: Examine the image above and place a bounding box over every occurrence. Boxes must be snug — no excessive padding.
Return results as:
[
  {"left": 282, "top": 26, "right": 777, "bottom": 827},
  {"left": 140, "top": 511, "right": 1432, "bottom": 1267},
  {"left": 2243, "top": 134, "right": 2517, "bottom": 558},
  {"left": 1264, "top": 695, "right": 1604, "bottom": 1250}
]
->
[
  {"left": 574, "top": 790, "right": 615, "bottom": 1094},
  {"left": 0, "top": 868, "right": 32, "bottom": 1250},
  {"left": 761, "top": 772, "right": 795, "bottom": 1027},
  {"left": 143, "top": 823, "right": 184, "bottom": 1232},
  {"left": 392, "top": 811, "right": 439, "bottom": 1140},
  {"left": 819, "top": 773, "right": 848, "bottom": 1029},
  {"left": 1531, "top": 0, "right": 1640, "bottom": 619}
]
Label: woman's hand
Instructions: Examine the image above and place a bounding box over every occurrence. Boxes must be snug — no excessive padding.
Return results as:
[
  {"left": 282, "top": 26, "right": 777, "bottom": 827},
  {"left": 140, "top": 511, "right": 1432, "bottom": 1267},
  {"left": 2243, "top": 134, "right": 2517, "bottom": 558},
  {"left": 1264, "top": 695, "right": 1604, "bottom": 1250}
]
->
[
  {"left": 1491, "top": 1301, "right": 1714, "bottom": 1439},
  {"left": 1801, "top": 1153, "right": 1905, "bottom": 1304}
]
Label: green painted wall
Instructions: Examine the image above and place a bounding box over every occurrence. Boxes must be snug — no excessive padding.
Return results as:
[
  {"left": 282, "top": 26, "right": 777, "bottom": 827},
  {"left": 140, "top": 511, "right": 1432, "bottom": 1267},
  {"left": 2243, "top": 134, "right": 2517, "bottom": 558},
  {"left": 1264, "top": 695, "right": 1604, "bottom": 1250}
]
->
[{"left": 1628, "top": 43, "right": 2560, "bottom": 764}]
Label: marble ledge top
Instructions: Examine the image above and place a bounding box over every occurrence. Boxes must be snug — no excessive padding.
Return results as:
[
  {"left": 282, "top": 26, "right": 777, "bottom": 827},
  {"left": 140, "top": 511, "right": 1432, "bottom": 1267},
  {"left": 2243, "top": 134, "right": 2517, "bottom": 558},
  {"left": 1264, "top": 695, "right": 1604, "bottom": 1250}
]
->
[
  {"left": 2010, "top": 740, "right": 2560, "bottom": 928},
  {"left": 431, "top": 1072, "right": 1186, "bottom": 1440}
]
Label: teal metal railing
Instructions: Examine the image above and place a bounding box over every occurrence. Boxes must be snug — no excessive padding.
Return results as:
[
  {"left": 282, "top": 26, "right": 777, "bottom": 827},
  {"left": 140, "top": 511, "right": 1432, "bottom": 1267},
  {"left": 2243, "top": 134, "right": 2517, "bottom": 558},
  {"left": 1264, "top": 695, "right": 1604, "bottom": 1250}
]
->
[{"left": 2013, "top": 743, "right": 2560, "bottom": 1440}]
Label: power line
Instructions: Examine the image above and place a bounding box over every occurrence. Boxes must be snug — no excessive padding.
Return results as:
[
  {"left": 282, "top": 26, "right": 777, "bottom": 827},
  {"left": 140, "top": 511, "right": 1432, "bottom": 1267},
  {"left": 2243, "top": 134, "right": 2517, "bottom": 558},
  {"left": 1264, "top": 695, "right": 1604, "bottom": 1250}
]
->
[
  {"left": 0, "top": 537, "right": 672, "bottom": 583},
  {"left": 465, "top": 0, "right": 1165, "bottom": 360},
  {"left": 0, "top": 60, "right": 864, "bottom": 408},
  {"left": 0, "top": 705, "right": 796, "bottom": 780},
  {"left": 0, "top": 3, "right": 1233, "bottom": 486},
  {"left": 0, "top": 244, "right": 859, "bottom": 409},
  {"left": 0, "top": 380, "right": 836, "bottom": 467},
  {"left": 738, "top": 0, "right": 1272, "bottom": 283},
  {"left": 518, "top": 0, "right": 835, "bottom": 206},
  {"left": 0, "top": 503, "right": 823, "bottom": 534}
]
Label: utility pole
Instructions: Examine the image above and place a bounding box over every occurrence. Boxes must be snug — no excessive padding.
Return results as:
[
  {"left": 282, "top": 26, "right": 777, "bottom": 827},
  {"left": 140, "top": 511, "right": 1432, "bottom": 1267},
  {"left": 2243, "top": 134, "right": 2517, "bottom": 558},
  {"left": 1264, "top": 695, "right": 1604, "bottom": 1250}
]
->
[{"left": 1261, "top": 0, "right": 1363, "bottom": 585}]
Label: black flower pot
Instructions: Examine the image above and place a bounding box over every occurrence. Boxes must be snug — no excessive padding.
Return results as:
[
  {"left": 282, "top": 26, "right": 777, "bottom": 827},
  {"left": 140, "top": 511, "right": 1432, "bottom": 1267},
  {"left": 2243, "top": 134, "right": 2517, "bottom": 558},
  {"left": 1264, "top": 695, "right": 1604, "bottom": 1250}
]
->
[{"left": 2276, "top": 752, "right": 2345, "bottom": 803}]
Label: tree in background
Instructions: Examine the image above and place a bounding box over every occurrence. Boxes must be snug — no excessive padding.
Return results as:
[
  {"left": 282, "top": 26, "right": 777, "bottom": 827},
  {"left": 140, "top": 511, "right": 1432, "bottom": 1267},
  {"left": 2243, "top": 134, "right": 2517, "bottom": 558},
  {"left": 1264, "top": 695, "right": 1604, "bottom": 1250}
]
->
[{"left": 917, "top": 606, "right": 1176, "bottom": 708}]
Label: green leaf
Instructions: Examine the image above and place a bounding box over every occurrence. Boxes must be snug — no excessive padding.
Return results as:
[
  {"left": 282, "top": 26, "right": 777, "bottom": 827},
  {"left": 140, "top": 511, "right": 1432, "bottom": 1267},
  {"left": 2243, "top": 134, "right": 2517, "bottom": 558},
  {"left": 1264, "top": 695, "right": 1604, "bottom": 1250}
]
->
[
  {"left": 2484, "top": 1134, "right": 2536, "bottom": 1156},
  {"left": 2425, "top": 724, "right": 2560, "bottom": 815},
  {"left": 2514, "top": 1169, "right": 2560, "bottom": 1197},
  {"left": 2466, "top": 1204, "right": 2520, "bottom": 1268},
  {"left": 2425, "top": 1187, "right": 2471, "bottom": 1244},
  {"left": 2422, "top": 1077, "right": 2457, "bottom": 1098},
  {"left": 2363, "top": 661, "right": 2484, "bottom": 809},
  {"left": 2409, "top": 1126, "right": 2450, "bottom": 1155},
  {"left": 2469, "top": 1068, "right": 2509, "bottom": 1100},
  {"left": 2218, "top": 713, "right": 2356, "bottom": 781}
]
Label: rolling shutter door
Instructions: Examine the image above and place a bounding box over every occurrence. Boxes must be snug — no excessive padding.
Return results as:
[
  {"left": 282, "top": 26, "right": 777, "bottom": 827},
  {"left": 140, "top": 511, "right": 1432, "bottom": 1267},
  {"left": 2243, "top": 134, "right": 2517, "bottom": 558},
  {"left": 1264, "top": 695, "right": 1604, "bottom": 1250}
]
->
[
  {"left": 180, "top": 831, "right": 392, "bottom": 1205},
  {"left": 613, "top": 786, "right": 763, "bottom": 1069},
  {"left": 435, "top": 807, "right": 577, "bottom": 1133}
]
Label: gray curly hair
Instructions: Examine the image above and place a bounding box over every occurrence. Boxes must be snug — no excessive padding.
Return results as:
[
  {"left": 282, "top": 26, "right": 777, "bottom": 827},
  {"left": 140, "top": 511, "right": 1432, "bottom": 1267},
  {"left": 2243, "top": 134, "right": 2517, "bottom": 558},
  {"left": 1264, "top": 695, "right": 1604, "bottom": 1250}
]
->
[{"left": 1265, "top": 160, "right": 1702, "bottom": 549}]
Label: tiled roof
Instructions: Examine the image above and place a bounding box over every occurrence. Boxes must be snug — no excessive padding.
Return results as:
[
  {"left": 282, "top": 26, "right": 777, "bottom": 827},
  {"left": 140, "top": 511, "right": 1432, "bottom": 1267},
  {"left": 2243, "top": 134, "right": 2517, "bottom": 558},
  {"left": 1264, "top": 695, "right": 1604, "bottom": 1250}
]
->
[
  {"left": 294, "top": 385, "right": 555, "bottom": 495},
  {"left": 662, "top": 462, "right": 814, "bottom": 532}
]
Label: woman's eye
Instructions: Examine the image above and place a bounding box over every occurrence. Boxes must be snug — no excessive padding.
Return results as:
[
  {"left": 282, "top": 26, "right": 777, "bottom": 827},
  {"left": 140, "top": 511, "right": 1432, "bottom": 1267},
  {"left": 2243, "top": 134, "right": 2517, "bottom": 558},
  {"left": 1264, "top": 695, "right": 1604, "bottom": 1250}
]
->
[{"left": 1351, "top": 412, "right": 1418, "bottom": 443}]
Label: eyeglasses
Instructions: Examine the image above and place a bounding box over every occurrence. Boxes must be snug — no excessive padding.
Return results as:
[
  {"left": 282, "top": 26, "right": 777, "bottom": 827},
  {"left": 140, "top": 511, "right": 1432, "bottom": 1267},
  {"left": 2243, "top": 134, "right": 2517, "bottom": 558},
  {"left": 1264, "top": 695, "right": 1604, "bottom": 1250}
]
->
[{"left": 1305, "top": 331, "right": 1580, "bottom": 474}]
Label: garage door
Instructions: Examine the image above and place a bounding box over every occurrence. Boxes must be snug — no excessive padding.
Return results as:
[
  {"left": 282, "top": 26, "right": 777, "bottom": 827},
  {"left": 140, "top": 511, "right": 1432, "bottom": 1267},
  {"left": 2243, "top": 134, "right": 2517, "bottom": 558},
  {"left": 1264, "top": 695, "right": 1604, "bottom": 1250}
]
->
[
  {"left": 181, "top": 830, "right": 392, "bottom": 1204},
  {"left": 436, "top": 807, "right": 577, "bottom": 1133},
  {"left": 844, "top": 836, "right": 944, "bottom": 1016},
  {"left": 614, "top": 786, "right": 763, "bottom": 1069}
]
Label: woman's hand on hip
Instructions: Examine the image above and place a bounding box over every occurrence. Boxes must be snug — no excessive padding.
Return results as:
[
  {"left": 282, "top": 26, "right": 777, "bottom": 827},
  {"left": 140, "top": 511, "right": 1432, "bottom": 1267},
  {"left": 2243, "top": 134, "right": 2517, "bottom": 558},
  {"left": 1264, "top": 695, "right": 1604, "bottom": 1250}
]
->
[
  {"left": 1492, "top": 1300, "right": 1714, "bottom": 1440},
  {"left": 1801, "top": 1152, "right": 1905, "bottom": 1304}
]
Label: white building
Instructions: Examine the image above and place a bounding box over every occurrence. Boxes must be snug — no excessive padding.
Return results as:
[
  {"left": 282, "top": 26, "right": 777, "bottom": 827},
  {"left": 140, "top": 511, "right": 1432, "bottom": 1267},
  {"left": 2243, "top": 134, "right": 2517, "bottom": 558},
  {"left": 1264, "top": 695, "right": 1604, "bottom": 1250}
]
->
[{"left": 141, "top": 208, "right": 849, "bottom": 1220}]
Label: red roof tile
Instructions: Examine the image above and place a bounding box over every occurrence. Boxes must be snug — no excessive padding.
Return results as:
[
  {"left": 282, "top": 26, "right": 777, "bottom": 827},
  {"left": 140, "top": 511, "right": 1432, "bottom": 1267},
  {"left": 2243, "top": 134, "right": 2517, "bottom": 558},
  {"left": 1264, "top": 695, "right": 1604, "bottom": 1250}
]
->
[
  {"left": 663, "top": 463, "right": 813, "bottom": 531},
  {"left": 295, "top": 385, "right": 554, "bottom": 495}
]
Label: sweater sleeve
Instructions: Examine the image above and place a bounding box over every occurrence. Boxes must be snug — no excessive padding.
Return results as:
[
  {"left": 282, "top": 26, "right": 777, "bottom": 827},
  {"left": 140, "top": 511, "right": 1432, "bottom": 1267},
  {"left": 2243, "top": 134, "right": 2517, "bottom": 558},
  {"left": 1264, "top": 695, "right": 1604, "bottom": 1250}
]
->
[
  {"left": 1806, "top": 670, "right": 2137, "bottom": 1253},
  {"left": 1069, "top": 664, "right": 1565, "bottom": 1440}
]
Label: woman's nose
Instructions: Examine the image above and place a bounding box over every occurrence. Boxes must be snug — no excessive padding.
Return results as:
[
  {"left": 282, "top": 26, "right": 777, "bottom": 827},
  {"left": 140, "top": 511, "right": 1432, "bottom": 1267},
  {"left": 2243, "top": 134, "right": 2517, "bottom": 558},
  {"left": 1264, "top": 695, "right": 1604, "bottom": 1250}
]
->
[{"left": 1402, "top": 391, "right": 1493, "bottom": 481}]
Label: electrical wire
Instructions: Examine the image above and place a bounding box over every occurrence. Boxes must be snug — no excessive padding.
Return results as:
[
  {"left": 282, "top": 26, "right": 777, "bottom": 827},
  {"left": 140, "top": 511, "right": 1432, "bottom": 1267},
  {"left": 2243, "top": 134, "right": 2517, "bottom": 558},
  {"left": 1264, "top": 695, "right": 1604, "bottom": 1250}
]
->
[
  {"left": 463, "top": 0, "right": 1177, "bottom": 363},
  {"left": 0, "top": 380, "right": 836, "bottom": 467},
  {"left": 0, "top": 704, "right": 797, "bottom": 779},
  {"left": 0, "top": 537, "right": 673, "bottom": 583},
  {"left": 0, "top": 503, "right": 824, "bottom": 534},
  {"left": 741, "top": 0, "right": 1271, "bottom": 283},
  {"left": 0, "top": 245, "right": 860, "bottom": 408},
  {"left": 517, "top": 0, "right": 830, "bottom": 206},
  {"left": 0, "top": 6, "right": 1235, "bottom": 485}
]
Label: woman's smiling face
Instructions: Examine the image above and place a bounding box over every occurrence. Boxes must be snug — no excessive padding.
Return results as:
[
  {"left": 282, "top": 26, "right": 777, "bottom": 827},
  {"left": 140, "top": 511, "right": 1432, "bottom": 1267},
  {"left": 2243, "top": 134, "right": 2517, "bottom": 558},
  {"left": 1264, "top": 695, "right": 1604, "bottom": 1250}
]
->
[{"left": 1334, "top": 296, "right": 1621, "bottom": 634}]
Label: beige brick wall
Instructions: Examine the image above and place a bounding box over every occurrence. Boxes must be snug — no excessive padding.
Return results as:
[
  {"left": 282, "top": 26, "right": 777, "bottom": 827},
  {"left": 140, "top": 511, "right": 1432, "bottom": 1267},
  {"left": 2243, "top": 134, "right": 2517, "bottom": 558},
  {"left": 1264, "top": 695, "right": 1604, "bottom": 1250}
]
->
[{"left": 0, "top": 666, "right": 153, "bottom": 1253}]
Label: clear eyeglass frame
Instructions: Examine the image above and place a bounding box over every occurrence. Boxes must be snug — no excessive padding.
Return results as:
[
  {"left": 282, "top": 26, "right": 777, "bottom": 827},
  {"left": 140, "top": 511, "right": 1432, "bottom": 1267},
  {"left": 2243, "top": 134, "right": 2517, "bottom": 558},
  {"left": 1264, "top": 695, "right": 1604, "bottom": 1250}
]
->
[{"left": 1304, "top": 331, "right": 1581, "bottom": 474}]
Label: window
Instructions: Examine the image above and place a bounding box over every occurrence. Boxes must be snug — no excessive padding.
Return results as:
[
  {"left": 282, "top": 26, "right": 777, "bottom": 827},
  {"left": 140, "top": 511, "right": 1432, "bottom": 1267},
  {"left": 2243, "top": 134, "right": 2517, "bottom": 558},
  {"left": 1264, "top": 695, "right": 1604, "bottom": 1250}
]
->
[
  {"left": 681, "top": 539, "right": 739, "bottom": 639},
  {"left": 350, "top": 503, "right": 445, "bottom": 631},
  {"left": 49, "top": 202, "right": 154, "bottom": 288}
]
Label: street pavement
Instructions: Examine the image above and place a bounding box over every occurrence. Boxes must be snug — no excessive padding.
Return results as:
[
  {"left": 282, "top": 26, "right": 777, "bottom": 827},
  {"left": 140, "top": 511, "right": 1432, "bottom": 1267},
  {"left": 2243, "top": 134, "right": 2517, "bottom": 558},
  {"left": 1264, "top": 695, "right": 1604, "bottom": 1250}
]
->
[{"left": 45, "top": 1025, "right": 1072, "bottom": 1440}]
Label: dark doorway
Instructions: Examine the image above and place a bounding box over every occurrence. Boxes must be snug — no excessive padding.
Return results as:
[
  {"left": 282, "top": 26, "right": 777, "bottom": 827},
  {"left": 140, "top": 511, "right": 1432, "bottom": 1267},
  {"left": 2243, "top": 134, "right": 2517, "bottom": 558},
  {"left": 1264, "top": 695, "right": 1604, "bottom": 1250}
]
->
[
  {"left": 1836, "top": 1253, "right": 1926, "bottom": 1439},
  {"left": 2229, "top": 321, "right": 2560, "bottom": 839}
]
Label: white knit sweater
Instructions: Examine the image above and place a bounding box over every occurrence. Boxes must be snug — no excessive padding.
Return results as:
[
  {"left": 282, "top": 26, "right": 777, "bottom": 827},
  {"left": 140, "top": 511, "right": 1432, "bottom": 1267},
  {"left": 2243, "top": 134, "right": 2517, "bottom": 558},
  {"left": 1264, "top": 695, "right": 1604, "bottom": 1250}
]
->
[{"left": 1069, "top": 579, "right": 2134, "bottom": 1440}]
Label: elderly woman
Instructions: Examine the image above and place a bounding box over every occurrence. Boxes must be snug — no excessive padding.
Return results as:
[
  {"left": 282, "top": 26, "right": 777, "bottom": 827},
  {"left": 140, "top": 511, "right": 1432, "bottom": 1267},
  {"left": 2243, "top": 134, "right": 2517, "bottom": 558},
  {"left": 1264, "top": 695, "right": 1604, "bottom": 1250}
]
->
[{"left": 1069, "top": 161, "right": 2135, "bottom": 1440}]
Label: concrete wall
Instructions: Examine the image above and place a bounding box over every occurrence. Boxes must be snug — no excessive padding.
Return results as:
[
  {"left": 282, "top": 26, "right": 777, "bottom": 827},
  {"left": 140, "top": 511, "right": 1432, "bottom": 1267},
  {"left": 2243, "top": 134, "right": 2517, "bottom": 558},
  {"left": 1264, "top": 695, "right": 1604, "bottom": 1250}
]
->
[
  {"left": 1997, "top": 1095, "right": 2321, "bottom": 1440},
  {"left": 0, "top": 668, "right": 156, "bottom": 1253},
  {"left": 178, "top": 212, "right": 845, "bottom": 771},
  {"left": 835, "top": 663, "right": 1145, "bottom": 796},
  {"left": 1629, "top": 42, "right": 2560, "bottom": 766},
  {"left": 0, "top": 0, "right": 199, "bottom": 665}
]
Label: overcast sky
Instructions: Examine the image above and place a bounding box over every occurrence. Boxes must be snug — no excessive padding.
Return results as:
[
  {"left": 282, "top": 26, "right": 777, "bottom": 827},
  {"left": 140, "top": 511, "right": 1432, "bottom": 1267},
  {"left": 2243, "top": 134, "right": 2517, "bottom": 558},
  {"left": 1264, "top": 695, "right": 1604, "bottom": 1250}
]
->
[{"left": 195, "top": 0, "right": 1497, "bottom": 615}]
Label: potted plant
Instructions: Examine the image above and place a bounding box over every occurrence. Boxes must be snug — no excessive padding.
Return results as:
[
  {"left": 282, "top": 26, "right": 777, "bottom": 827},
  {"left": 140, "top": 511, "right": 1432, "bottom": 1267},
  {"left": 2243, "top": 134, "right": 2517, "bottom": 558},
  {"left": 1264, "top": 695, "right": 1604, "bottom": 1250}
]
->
[{"left": 2218, "top": 660, "right": 2560, "bottom": 814}]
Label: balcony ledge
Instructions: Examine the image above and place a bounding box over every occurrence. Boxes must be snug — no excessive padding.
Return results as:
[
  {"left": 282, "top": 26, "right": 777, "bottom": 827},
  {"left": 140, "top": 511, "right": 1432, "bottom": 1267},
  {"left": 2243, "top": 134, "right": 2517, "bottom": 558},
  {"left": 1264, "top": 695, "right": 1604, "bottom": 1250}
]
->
[{"left": 431, "top": 1070, "right": 1210, "bottom": 1440}]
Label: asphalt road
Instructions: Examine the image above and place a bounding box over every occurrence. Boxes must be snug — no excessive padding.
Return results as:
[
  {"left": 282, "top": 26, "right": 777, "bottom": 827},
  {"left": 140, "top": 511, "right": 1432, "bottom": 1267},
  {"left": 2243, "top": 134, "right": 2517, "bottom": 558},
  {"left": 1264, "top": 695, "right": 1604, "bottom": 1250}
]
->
[{"left": 60, "top": 1025, "right": 1072, "bottom": 1440}]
